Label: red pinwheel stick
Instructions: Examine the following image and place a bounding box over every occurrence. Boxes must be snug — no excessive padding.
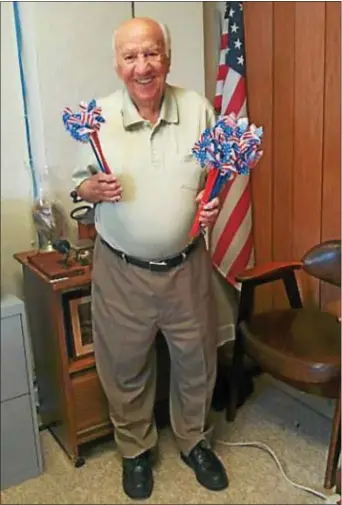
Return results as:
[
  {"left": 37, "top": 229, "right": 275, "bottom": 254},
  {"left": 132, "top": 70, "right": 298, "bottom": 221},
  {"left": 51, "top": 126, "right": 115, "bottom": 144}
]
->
[
  {"left": 90, "top": 131, "right": 111, "bottom": 174},
  {"left": 189, "top": 169, "right": 218, "bottom": 239}
]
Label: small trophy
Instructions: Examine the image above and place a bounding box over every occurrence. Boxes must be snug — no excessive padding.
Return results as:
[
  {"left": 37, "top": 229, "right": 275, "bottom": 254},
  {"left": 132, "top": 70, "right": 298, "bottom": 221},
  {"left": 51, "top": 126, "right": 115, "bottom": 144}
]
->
[
  {"left": 31, "top": 164, "right": 68, "bottom": 252},
  {"left": 31, "top": 195, "right": 66, "bottom": 252},
  {"left": 31, "top": 198, "right": 56, "bottom": 251}
]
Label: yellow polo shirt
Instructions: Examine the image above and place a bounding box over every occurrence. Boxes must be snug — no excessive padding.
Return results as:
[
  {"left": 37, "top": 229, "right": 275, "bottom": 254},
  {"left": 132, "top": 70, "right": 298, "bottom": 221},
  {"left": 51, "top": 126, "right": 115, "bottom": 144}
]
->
[{"left": 72, "top": 84, "right": 216, "bottom": 260}]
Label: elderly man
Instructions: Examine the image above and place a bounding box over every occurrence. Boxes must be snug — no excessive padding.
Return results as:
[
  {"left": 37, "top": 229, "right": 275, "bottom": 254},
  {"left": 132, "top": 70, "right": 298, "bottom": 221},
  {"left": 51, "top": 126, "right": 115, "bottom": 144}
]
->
[{"left": 72, "top": 17, "right": 228, "bottom": 499}]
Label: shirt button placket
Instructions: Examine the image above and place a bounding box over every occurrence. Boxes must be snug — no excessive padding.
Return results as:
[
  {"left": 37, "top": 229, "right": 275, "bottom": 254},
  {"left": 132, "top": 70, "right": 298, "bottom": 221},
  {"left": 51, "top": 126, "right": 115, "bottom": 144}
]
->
[{"left": 150, "top": 129, "right": 161, "bottom": 170}]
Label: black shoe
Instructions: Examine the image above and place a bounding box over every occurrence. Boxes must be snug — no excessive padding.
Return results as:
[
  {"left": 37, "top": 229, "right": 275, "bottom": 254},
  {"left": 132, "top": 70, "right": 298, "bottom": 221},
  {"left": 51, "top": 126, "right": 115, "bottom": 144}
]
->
[
  {"left": 122, "top": 450, "right": 153, "bottom": 500},
  {"left": 181, "top": 440, "right": 229, "bottom": 491}
]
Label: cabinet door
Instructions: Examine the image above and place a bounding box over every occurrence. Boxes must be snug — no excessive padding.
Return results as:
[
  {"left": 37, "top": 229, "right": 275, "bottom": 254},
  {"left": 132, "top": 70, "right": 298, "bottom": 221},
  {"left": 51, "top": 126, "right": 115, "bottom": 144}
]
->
[
  {"left": 1, "top": 395, "right": 41, "bottom": 490},
  {"left": 1, "top": 315, "right": 29, "bottom": 401},
  {"left": 71, "top": 369, "right": 111, "bottom": 436}
]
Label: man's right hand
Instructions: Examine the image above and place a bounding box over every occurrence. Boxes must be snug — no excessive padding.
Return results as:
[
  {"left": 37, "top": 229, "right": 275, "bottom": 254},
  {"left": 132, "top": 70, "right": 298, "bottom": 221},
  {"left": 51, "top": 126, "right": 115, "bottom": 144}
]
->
[{"left": 77, "top": 173, "right": 123, "bottom": 204}]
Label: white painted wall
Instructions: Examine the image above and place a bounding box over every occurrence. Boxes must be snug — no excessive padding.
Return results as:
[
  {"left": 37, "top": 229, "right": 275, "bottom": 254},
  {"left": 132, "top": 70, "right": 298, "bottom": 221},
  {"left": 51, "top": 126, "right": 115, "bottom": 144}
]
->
[
  {"left": 1, "top": 2, "right": 36, "bottom": 300},
  {"left": 1, "top": 2, "right": 30, "bottom": 201}
]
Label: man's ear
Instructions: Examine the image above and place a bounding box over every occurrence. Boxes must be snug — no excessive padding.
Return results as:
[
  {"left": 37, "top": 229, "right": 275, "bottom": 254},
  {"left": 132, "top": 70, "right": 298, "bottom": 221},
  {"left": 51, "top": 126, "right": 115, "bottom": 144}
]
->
[
  {"left": 115, "top": 60, "right": 122, "bottom": 80},
  {"left": 167, "top": 50, "right": 172, "bottom": 72}
]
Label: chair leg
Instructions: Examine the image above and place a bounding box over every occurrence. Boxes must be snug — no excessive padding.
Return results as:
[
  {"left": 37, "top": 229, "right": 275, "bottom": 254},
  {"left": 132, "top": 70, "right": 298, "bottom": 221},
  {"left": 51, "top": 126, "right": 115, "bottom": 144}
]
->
[
  {"left": 226, "top": 329, "right": 245, "bottom": 422},
  {"left": 324, "top": 391, "right": 341, "bottom": 489}
]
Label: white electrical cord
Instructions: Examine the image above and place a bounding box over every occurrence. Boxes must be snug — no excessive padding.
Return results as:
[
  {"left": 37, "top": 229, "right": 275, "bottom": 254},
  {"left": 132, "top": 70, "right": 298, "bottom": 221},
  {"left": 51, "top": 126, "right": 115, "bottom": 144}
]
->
[{"left": 215, "top": 438, "right": 330, "bottom": 501}]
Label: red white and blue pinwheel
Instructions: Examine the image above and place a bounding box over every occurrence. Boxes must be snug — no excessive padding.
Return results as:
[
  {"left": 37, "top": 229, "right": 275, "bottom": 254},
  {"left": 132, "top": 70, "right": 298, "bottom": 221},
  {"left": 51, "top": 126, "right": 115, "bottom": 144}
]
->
[
  {"left": 189, "top": 112, "right": 263, "bottom": 238},
  {"left": 62, "top": 99, "right": 111, "bottom": 174}
]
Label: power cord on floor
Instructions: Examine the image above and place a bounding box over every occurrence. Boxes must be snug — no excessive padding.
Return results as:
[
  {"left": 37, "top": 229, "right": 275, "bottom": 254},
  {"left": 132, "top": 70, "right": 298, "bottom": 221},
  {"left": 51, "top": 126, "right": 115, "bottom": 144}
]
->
[{"left": 215, "top": 438, "right": 330, "bottom": 501}]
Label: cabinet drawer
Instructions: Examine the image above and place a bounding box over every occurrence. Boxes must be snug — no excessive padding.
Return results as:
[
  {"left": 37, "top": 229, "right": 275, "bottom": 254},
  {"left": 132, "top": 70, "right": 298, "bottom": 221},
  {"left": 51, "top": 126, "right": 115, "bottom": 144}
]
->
[
  {"left": 71, "top": 369, "right": 111, "bottom": 435},
  {"left": 1, "top": 395, "right": 42, "bottom": 490},
  {"left": 1, "top": 315, "right": 29, "bottom": 401}
]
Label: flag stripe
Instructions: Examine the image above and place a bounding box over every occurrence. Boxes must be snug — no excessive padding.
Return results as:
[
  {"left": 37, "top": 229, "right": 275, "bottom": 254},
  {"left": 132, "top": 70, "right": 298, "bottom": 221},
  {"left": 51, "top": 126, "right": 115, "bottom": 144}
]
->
[
  {"left": 228, "top": 231, "right": 254, "bottom": 280},
  {"left": 217, "top": 65, "right": 229, "bottom": 82},
  {"left": 220, "top": 69, "right": 239, "bottom": 112},
  {"left": 212, "top": 177, "right": 251, "bottom": 264},
  {"left": 221, "top": 71, "right": 246, "bottom": 116},
  {"left": 213, "top": 95, "right": 223, "bottom": 113},
  {"left": 223, "top": 74, "right": 246, "bottom": 115},
  {"left": 211, "top": 1, "right": 255, "bottom": 288},
  {"left": 224, "top": 232, "right": 254, "bottom": 286},
  {"left": 221, "top": 32, "right": 228, "bottom": 49},
  {"left": 216, "top": 208, "right": 252, "bottom": 282},
  {"left": 211, "top": 175, "right": 247, "bottom": 248}
]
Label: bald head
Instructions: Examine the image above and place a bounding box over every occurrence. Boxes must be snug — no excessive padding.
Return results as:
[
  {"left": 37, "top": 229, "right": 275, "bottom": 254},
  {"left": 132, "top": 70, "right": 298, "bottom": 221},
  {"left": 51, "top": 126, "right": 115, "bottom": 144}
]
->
[
  {"left": 113, "top": 17, "right": 171, "bottom": 118},
  {"left": 113, "top": 17, "right": 171, "bottom": 61}
]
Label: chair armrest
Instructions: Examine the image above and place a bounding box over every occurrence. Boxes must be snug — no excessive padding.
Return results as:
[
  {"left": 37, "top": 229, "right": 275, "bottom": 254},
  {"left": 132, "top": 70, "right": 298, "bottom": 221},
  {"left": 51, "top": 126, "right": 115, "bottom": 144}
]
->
[{"left": 236, "top": 261, "right": 303, "bottom": 284}]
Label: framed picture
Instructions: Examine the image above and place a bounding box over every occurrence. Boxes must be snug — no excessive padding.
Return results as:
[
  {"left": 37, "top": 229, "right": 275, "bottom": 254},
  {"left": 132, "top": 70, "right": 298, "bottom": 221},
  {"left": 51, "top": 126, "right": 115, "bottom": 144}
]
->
[{"left": 69, "top": 295, "right": 93, "bottom": 357}]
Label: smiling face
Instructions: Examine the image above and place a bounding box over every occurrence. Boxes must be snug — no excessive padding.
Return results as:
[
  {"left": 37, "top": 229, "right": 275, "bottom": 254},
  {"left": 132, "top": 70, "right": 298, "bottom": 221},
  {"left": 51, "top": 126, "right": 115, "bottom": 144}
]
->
[{"left": 114, "top": 18, "right": 170, "bottom": 114}]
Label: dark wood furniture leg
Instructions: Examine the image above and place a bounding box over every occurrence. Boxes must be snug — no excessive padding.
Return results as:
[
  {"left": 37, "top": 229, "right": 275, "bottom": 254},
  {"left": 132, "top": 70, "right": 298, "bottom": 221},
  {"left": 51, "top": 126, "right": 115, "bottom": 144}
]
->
[
  {"left": 226, "top": 283, "right": 254, "bottom": 422},
  {"left": 325, "top": 390, "right": 341, "bottom": 489}
]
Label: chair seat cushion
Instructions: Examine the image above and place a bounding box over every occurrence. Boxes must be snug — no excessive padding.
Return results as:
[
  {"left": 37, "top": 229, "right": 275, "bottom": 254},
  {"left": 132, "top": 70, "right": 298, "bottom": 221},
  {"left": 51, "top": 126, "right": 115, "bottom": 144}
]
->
[{"left": 240, "top": 308, "right": 341, "bottom": 389}]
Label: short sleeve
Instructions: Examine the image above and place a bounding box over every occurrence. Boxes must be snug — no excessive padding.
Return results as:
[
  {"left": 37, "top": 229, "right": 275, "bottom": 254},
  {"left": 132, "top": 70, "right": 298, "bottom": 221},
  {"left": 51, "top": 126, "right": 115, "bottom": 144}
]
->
[{"left": 71, "top": 144, "right": 99, "bottom": 189}]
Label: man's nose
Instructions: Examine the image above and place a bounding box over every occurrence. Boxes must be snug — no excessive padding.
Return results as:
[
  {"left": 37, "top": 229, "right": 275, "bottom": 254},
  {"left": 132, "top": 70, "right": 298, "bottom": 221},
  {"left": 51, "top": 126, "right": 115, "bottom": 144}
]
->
[{"left": 135, "top": 54, "right": 151, "bottom": 74}]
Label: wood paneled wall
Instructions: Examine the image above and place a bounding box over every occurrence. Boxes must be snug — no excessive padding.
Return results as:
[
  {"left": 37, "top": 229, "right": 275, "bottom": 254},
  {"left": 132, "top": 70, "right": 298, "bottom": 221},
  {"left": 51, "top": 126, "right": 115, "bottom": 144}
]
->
[{"left": 244, "top": 2, "right": 341, "bottom": 311}]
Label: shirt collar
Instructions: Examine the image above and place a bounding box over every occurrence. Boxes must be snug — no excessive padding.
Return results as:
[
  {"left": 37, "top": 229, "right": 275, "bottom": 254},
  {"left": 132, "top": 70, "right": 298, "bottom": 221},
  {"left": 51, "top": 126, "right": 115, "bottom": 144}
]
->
[{"left": 121, "top": 84, "right": 179, "bottom": 128}]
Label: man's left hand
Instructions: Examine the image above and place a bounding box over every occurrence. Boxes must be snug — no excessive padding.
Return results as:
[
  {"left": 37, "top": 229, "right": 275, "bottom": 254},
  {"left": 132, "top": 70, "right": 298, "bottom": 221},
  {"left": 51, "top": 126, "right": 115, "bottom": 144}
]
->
[{"left": 195, "top": 190, "right": 220, "bottom": 228}]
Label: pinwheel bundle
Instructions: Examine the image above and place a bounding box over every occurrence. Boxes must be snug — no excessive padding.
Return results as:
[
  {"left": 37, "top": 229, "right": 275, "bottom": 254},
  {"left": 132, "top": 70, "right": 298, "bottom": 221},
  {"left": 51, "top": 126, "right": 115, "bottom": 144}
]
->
[
  {"left": 189, "top": 112, "right": 263, "bottom": 238},
  {"left": 62, "top": 99, "right": 110, "bottom": 174}
]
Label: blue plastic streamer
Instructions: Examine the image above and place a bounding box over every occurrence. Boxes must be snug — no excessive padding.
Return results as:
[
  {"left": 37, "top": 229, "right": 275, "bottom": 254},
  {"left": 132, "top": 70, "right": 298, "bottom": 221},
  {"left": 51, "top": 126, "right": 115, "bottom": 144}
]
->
[{"left": 13, "top": 1, "right": 38, "bottom": 200}]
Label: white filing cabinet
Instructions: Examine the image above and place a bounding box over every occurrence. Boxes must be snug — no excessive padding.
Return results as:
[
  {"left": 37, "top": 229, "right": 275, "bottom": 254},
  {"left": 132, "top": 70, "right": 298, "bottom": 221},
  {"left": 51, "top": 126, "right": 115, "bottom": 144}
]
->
[{"left": 1, "top": 295, "right": 43, "bottom": 490}]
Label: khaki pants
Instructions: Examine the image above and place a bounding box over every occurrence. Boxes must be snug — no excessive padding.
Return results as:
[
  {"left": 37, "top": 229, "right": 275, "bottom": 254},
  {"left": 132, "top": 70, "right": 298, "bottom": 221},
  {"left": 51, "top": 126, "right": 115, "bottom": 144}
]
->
[{"left": 91, "top": 236, "right": 219, "bottom": 458}]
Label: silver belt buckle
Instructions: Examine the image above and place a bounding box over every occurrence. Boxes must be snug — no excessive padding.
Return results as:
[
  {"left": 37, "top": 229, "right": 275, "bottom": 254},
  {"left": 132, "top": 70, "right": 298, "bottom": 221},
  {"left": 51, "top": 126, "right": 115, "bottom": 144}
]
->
[{"left": 149, "top": 260, "right": 167, "bottom": 267}]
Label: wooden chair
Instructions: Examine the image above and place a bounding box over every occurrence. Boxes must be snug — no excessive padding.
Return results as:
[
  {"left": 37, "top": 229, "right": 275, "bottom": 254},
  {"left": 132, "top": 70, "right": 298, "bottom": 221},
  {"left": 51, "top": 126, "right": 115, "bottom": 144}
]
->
[{"left": 226, "top": 240, "right": 341, "bottom": 489}]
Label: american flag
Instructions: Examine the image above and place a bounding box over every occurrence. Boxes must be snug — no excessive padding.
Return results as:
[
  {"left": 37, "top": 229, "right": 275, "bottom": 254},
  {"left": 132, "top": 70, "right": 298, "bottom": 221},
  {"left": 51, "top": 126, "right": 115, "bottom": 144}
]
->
[{"left": 210, "top": 1, "right": 254, "bottom": 288}]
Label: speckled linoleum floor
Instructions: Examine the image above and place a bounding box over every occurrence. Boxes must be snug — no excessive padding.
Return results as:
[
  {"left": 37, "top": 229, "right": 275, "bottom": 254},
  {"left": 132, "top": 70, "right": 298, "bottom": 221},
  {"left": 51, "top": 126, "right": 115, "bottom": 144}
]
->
[{"left": 1, "top": 375, "right": 338, "bottom": 504}]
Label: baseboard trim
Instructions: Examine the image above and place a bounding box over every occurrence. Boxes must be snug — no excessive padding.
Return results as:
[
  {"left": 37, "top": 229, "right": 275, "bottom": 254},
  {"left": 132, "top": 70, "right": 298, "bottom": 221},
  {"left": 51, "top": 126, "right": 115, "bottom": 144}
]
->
[{"left": 270, "top": 377, "right": 335, "bottom": 420}]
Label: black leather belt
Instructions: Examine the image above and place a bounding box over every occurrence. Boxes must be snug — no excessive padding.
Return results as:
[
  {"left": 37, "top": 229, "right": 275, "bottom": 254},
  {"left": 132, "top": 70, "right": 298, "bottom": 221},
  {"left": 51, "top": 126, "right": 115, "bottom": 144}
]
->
[{"left": 100, "top": 236, "right": 201, "bottom": 272}]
